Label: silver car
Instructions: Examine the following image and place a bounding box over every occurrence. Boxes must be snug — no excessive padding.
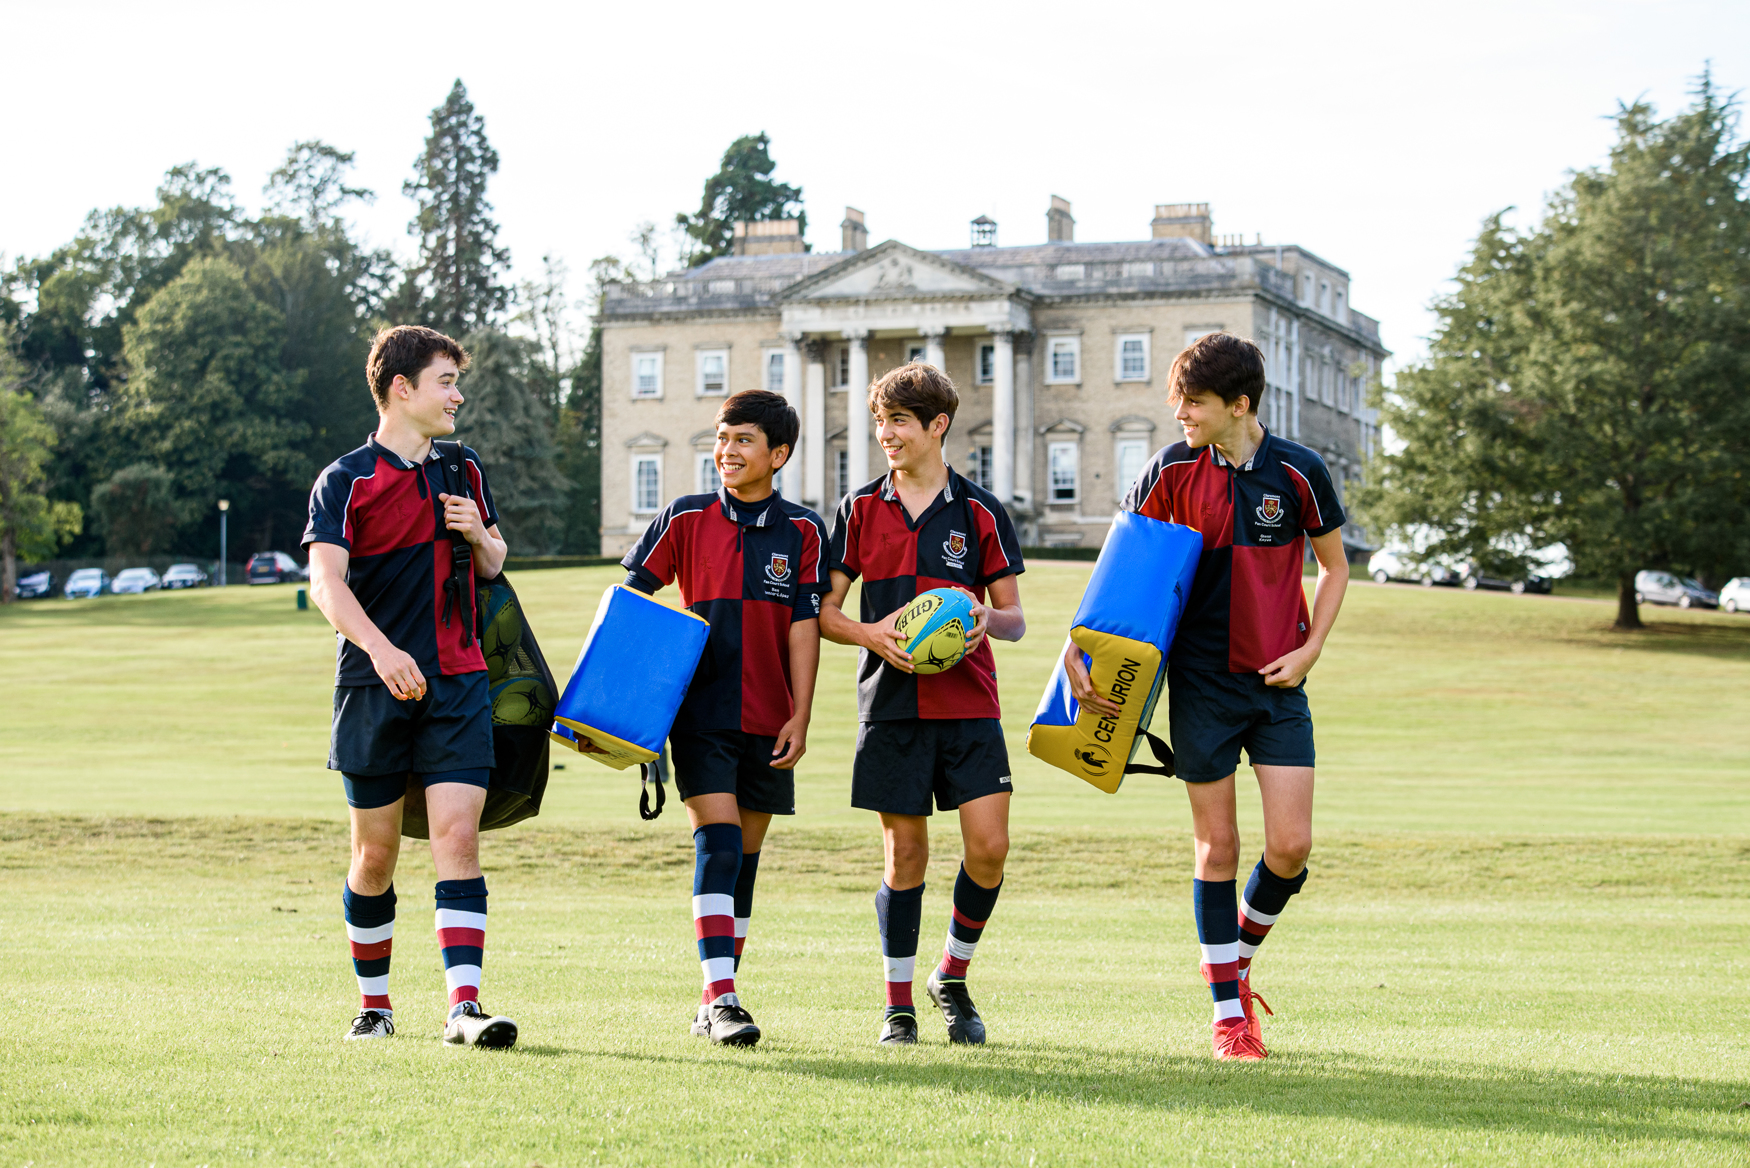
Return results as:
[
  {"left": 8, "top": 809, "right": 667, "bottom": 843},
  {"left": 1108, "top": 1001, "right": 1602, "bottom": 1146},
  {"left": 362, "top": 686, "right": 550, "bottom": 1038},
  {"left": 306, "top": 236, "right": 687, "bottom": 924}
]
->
[
  {"left": 1718, "top": 577, "right": 1750, "bottom": 614},
  {"left": 1634, "top": 570, "right": 1717, "bottom": 609},
  {"left": 64, "top": 568, "right": 110, "bottom": 599},
  {"left": 1368, "top": 548, "right": 1459, "bottom": 587},
  {"left": 111, "top": 567, "right": 163, "bottom": 594},
  {"left": 162, "top": 563, "right": 209, "bottom": 590}
]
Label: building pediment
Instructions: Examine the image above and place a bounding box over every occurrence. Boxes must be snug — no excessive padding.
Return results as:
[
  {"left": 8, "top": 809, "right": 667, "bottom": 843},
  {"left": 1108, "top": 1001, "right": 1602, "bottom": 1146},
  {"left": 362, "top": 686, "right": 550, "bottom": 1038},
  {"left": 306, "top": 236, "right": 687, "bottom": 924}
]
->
[
  {"left": 624, "top": 431, "right": 669, "bottom": 449},
  {"left": 781, "top": 240, "right": 1018, "bottom": 302}
]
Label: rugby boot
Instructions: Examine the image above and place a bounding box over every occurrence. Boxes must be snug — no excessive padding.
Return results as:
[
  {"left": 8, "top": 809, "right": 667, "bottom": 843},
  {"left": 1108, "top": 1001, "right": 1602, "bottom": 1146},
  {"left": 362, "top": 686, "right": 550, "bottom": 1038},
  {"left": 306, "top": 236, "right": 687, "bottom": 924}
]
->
[
  {"left": 926, "top": 968, "right": 987, "bottom": 1045},
  {"left": 1237, "top": 975, "right": 1273, "bottom": 1046},
  {"left": 690, "top": 1002, "right": 711, "bottom": 1038},
  {"left": 1211, "top": 1016, "right": 1267, "bottom": 1061},
  {"left": 344, "top": 1009, "right": 395, "bottom": 1041},
  {"left": 877, "top": 1011, "right": 919, "bottom": 1046},
  {"left": 703, "top": 995, "right": 761, "bottom": 1047},
  {"left": 444, "top": 1000, "right": 518, "bottom": 1049}
]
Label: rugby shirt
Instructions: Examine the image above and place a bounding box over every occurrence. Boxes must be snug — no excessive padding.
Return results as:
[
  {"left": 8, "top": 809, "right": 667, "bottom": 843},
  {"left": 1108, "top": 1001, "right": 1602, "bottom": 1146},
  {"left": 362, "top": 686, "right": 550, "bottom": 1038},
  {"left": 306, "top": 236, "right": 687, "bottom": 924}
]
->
[
  {"left": 622, "top": 488, "right": 830, "bottom": 737},
  {"left": 829, "top": 466, "right": 1024, "bottom": 722},
  {"left": 303, "top": 436, "right": 500, "bottom": 685},
  {"left": 1121, "top": 428, "right": 1344, "bottom": 674}
]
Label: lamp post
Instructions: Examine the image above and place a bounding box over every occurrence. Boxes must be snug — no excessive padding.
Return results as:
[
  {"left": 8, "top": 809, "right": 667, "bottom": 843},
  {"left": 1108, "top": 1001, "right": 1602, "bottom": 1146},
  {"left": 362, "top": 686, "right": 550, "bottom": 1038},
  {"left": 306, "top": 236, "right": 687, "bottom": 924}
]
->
[{"left": 218, "top": 499, "right": 230, "bottom": 587}]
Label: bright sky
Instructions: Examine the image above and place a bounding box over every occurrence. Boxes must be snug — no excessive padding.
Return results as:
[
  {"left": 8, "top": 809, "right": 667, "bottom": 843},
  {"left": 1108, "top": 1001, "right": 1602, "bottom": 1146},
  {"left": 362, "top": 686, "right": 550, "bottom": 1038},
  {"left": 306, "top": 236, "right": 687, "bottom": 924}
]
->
[{"left": 5, "top": 0, "right": 1745, "bottom": 370}]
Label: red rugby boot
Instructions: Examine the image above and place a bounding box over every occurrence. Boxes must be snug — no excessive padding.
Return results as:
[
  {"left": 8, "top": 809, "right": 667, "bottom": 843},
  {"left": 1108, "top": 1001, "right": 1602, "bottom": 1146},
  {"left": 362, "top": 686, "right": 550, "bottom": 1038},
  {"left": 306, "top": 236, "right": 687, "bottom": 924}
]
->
[
  {"left": 1211, "top": 1016, "right": 1267, "bottom": 1060},
  {"left": 1237, "top": 976, "right": 1273, "bottom": 1045}
]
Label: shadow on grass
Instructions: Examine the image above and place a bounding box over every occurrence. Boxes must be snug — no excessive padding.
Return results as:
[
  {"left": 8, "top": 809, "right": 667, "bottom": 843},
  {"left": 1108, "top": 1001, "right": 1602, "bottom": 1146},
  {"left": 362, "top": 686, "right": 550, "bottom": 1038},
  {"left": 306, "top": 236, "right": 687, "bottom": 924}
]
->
[{"left": 589, "top": 1046, "right": 1748, "bottom": 1147}]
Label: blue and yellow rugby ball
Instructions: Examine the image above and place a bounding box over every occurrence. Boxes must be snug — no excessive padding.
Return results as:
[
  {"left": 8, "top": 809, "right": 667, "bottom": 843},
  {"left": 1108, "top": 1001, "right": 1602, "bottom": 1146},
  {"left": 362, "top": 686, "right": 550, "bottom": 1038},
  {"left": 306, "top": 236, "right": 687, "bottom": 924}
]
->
[{"left": 893, "top": 588, "right": 977, "bottom": 674}]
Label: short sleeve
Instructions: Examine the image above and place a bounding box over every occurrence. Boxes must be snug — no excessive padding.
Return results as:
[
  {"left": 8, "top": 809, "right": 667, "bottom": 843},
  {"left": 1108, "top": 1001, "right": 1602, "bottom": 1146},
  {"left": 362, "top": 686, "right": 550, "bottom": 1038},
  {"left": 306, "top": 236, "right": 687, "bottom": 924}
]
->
[
  {"left": 827, "top": 493, "right": 861, "bottom": 582},
  {"left": 302, "top": 463, "right": 353, "bottom": 550},
  {"left": 1289, "top": 457, "right": 1345, "bottom": 537},
  {"left": 462, "top": 448, "right": 501, "bottom": 530},
  {"left": 790, "top": 509, "right": 830, "bottom": 622},
  {"left": 620, "top": 502, "right": 684, "bottom": 591},
  {"left": 1121, "top": 453, "right": 1171, "bottom": 520},
  {"left": 971, "top": 496, "right": 1024, "bottom": 587}
]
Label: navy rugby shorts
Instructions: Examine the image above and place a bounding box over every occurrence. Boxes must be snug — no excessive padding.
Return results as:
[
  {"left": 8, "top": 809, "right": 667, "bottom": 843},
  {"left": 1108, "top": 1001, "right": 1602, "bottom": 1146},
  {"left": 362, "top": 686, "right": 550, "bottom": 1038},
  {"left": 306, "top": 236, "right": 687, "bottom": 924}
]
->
[
  {"left": 1166, "top": 664, "right": 1315, "bottom": 783},
  {"left": 668, "top": 727, "right": 796, "bottom": 816},
  {"left": 330, "top": 670, "right": 494, "bottom": 808},
  {"left": 851, "top": 718, "right": 1012, "bottom": 816}
]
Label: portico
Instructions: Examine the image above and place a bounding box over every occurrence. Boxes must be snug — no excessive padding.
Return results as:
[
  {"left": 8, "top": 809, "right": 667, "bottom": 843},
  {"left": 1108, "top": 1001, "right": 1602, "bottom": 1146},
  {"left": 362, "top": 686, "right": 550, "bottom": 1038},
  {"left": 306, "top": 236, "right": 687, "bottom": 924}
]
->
[{"left": 775, "top": 242, "right": 1033, "bottom": 516}]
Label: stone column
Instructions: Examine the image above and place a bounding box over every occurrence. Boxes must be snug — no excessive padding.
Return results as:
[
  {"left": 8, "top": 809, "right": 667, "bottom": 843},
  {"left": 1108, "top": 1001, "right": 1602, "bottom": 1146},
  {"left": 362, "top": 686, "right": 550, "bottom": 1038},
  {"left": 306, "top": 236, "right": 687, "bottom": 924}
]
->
[
  {"left": 1013, "top": 332, "right": 1035, "bottom": 509},
  {"left": 1288, "top": 318, "right": 1302, "bottom": 439},
  {"left": 846, "top": 329, "right": 871, "bottom": 490},
  {"left": 990, "top": 326, "right": 1016, "bottom": 505},
  {"left": 922, "top": 326, "right": 948, "bottom": 370},
  {"left": 780, "top": 332, "right": 804, "bottom": 497},
  {"left": 804, "top": 339, "right": 827, "bottom": 508}
]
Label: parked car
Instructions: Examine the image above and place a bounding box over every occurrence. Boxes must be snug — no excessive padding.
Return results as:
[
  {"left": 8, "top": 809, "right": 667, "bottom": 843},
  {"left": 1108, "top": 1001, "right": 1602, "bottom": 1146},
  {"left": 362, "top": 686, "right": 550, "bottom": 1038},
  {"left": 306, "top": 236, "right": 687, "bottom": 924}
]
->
[
  {"left": 13, "top": 570, "right": 52, "bottom": 600},
  {"left": 1367, "top": 548, "right": 1460, "bottom": 587},
  {"left": 1454, "top": 563, "right": 1554, "bottom": 594},
  {"left": 1720, "top": 577, "right": 1750, "bottom": 614},
  {"left": 1634, "top": 570, "right": 1718, "bottom": 609},
  {"left": 63, "top": 568, "right": 111, "bottom": 599},
  {"left": 111, "top": 567, "right": 163, "bottom": 594},
  {"left": 161, "top": 563, "right": 210, "bottom": 590},
  {"left": 247, "top": 551, "right": 307, "bottom": 585}
]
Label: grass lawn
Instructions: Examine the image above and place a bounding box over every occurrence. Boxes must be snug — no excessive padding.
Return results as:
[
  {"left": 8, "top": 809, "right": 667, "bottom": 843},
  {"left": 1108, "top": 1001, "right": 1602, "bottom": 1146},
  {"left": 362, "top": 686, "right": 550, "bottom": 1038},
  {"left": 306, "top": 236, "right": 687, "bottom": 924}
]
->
[{"left": 2, "top": 567, "right": 1748, "bottom": 1164}]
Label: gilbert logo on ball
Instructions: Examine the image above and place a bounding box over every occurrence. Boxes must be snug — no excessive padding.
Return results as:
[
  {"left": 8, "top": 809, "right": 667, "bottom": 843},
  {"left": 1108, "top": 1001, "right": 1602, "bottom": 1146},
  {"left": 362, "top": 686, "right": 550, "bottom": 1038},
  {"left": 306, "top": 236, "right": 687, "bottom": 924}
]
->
[{"left": 892, "top": 588, "right": 976, "bottom": 674}]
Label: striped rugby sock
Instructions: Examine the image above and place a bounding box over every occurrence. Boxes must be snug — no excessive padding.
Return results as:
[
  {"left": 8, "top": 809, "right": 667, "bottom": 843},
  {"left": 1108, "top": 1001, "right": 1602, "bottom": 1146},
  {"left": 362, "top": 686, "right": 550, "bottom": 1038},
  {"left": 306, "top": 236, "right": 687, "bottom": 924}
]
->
[
  {"left": 343, "top": 883, "right": 395, "bottom": 1014},
  {"left": 732, "top": 849, "right": 760, "bottom": 974},
  {"left": 434, "top": 877, "right": 488, "bottom": 1013},
  {"left": 876, "top": 882, "right": 924, "bottom": 1018},
  {"left": 937, "top": 865, "right": 1002, "bottom": 980},
  {"left": 1237, "top": 857, "right": 1308, "bottom": 979},
  {"left": 693, "top": 823, "right": 743, "bottom": 1005},
  {"left": 1193, "top": 878, "right": 1243, "bottom": 1024}
]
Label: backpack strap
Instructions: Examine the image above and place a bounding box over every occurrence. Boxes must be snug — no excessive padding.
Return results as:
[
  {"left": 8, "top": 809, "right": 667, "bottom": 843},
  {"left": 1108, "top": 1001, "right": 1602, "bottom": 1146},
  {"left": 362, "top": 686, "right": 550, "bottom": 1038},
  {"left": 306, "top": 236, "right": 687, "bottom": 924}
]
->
[
  {"left": 431, "top": 440, "right": 476, "bottom": 649},
  {"left": 1122, "top": 730, "right": 1176, "bottom": 778}
]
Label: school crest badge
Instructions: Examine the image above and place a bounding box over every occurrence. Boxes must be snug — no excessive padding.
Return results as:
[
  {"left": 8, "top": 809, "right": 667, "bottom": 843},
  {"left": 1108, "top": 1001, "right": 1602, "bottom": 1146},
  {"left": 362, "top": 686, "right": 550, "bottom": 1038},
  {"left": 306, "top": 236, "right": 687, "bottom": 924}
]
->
[
  {"left": 766, "top": 553, "right": 791, "bottom": 583},
  {"left": 1256, "top": 494, "right": 1284, "bottom": 526},
  {"left": 945, "top": 531, "right": 968, "bottom": 560}
]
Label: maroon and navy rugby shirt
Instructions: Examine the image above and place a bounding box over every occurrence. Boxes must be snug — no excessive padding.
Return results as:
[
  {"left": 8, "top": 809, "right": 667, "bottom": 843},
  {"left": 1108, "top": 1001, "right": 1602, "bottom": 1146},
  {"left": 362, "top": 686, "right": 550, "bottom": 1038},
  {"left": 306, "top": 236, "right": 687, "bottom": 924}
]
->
[
  {"left": 622, "top": 489, "right": 830, "bottom": 738},
  {"left": 302, "top": 436, "right": 500, "bottom": 685},
  {"left": 829, "top": 466, "right": 1024, "bottom": 722},
  {"left": 1121, "top": 428, "right": 1344, "bottom": 674}
]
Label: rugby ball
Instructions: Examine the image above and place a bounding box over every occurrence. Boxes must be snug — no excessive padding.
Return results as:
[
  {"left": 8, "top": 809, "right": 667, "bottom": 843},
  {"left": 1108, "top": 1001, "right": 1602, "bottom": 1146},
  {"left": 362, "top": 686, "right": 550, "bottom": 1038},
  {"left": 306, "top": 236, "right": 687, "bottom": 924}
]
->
[{"left": 893, "top": 588, "right": 977, "bottom": 675}]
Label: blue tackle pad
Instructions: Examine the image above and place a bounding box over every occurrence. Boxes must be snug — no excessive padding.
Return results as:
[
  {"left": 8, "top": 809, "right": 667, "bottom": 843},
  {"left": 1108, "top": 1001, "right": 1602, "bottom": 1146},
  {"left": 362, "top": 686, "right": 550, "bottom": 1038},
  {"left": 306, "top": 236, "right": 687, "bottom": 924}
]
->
[
  {"left": 1027, "top": 510, "right": 1203, "bottom": 792},
  {"left": 550, "top": 585, "right": 711, "bottom": 770}
]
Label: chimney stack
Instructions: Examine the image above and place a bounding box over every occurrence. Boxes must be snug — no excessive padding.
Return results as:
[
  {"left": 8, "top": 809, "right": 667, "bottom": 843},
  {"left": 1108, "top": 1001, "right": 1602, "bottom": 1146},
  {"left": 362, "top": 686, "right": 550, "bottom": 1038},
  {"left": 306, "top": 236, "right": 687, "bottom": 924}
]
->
[
  {"left": 971, "top": 214, "right": 998, "bottom": 248},
  {"left": 1151, "top": 203, "right": 1212, "bottom": 245},
  {"left": 731, "top": 219, "right": 805, "bottom": 256},
  {"left": 841, "top": 206, "right": 868, "bottom": 253},
  {"left": 1047, "top": 195, "right": 1075, "bottom": 242}
]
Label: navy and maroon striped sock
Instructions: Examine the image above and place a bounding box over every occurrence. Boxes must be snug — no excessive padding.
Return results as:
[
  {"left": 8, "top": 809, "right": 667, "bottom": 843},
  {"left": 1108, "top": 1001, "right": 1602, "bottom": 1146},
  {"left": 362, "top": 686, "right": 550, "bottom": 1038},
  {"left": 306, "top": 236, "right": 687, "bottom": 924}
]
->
[
  {"left": 1237, "top": 857, "right": 1307, "bottom": 978},
  {"left": 693, "top": 824, "right": 742, "bottom": 1005},
  {"left": 937, "top": 864, "right": 1002, "bottom": 980},
  {"left": 343, "top": 883, "right": 395, "bottom": 1014},
  {"left": 732, "top": 849, "right": 760, "bottom": 974},
  {"left": 1193, "top": 878, "right": 1243, "bottom": 1025},
  {"left": 876, "top": 882, "right": 924, "bottom": 1018},
  {"left": 434, "top": 877, "right": 487, "bottom": 1014}
]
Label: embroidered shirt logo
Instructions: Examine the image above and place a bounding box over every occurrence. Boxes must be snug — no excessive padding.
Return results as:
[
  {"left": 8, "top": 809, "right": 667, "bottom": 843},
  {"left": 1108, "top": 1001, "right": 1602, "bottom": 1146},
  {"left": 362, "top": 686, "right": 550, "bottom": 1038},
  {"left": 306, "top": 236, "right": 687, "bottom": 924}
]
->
[
  {"left": 1256, "top": 494, "right": 1284, "bottom": 526},
  {"left": 765, "top": 553, "right": 791, "bottom": 584},
  {"left": 943, "top": 530, "right": 968, "bottom": 567}
]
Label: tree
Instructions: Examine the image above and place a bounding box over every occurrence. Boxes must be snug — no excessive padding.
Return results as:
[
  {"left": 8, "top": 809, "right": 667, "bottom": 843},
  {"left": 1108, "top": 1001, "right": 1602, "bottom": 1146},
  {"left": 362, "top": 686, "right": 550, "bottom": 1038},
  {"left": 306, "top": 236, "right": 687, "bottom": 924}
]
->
[
  {"left": 396, "top": 80, "right": 511, "bottom": 334},
  {"left": 264, "top": 141, "right": 374, "bottom": 229},
  {"left": 90, "top": 463, "right": 180, "bottom": 556},
  {"left": 513, "top": 254, "right": 575, "bottom": 417},
  {"left": 120, "top": 256, "right": 309, "bottom": 552},
  {"left": 675, "top": 132, "right": 806, "bottom": 266},
  {"left": 451, "top": 330, "right": 570, "bottom": 554},
  {"left": 0, "top": 336, "right": 81, "bottom": 602},
  {"left": 1357, "top": 74, "right": 1750, "bottom": 630},
  {"left": 553, "top": 255, "right": 624, "bottom": 556}
]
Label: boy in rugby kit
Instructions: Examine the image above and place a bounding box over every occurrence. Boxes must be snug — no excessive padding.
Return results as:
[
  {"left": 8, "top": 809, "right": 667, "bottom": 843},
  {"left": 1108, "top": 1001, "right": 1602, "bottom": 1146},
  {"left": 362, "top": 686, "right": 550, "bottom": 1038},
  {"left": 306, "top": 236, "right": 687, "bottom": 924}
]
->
[
  {"left": 304, "top": 325, "right": 519, "bottom": 1048},
  {"left": 821, "top": 364, "right": 1026, "bottom": 1047},
  {"left": 1065, "top": 333, "right": 1348, "bottom": 1060},
  {"left": 617, "top": 390, "right": 827, "bottom": 1047}
]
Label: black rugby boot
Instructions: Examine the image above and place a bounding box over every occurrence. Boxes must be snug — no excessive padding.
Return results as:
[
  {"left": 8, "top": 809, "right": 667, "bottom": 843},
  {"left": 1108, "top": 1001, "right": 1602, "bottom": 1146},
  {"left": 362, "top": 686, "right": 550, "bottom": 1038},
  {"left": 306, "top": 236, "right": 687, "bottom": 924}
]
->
[{"left": 926, "top": 968, "right": 986, "bottom": 1044}]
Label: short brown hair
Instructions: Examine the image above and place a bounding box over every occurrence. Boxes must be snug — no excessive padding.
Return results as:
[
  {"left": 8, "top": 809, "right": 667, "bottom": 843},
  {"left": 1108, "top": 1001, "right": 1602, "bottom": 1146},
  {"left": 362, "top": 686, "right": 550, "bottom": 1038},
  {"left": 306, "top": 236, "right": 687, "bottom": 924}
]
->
[
  {"left": 1169, "top": 333, "right": 1265, "bottom": 414},
  {"left": 868, "top": 362, "right": 959, "bottom": 436},
  {"left": 366, "top": 325, "right": 469, "bottom": 409},
  {"left": 717, "top": 389, "right": 799, "bottom": 453}
]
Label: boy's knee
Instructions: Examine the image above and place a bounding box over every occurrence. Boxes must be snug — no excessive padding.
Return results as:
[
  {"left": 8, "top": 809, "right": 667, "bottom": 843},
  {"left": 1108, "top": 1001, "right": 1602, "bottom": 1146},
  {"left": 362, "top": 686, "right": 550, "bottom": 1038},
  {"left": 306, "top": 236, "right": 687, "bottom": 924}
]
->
[
  {"left": 1266, "top": 838, "right": 1312, "bottom": 876},
  {"left": 963, "top": 831, "right": 1008, "bottom": 878},
  {"left": 350, "top": 844, "right": 397, "bottom": 891},
  {"left": 1197, "top": 831, "right": 1241, "bottom": 874},
  {"left": 886, "top": 839, "right": 928, "bottom": 885}
]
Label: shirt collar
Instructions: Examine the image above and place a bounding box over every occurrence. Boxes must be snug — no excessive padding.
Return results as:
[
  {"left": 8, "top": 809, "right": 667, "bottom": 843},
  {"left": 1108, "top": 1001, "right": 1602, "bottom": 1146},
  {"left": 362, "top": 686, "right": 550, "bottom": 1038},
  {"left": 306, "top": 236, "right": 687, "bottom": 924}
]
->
[
  {"left": 718, "top": 486, "right": 778, "bottom": 527},
  {"left": 368, "top": 433, "right": 440, "bottom": 470},
  {"left": 1211, "top": 429, "right": 1271, "bottom": 472},
  {"left": 878, "top": 463, "right": 957, "bottom": 503}
]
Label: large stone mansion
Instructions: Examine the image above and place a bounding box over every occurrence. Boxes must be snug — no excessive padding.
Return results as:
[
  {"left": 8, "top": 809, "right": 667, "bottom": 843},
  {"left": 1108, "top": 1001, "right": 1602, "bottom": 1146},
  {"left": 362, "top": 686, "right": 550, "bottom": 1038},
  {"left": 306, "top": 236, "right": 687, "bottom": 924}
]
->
[{"left": 597, "top": 200, "right": 1388, "bottom": 556}]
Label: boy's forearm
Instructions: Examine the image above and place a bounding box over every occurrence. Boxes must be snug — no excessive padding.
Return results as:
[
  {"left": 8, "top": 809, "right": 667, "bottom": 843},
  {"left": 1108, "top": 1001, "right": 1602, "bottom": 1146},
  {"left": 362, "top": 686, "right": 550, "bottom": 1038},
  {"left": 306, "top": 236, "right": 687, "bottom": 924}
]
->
[
  {"left": 1304, "top": 564, "right": 1348, "bottom": 650},
  {"left": 788, "top": 623, "right": 820, "bottom": 720},
  {"left": 472, "top": 532, "right": 507, "bottom": 579},
  {"left": 819, "top": 600, "right": 866, "bottom": 648},
  {"left": 312, "top": 570, "right": 391, "bottom": 656}
]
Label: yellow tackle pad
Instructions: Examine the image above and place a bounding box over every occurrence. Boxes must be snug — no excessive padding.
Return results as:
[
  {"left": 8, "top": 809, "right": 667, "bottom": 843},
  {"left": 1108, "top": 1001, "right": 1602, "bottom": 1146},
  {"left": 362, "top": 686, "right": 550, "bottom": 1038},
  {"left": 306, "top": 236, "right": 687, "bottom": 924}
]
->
[{"left": 1026, "top": 629, "right": 1164, "bottom": 793}]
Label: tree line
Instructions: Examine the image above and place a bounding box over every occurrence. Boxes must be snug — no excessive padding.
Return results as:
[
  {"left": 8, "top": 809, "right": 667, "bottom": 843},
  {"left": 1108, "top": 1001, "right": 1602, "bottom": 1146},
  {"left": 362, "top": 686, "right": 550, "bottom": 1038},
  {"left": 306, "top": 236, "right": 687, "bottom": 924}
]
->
[{"left": 0, "top": 95, "right": 810, "bottom": 601}]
